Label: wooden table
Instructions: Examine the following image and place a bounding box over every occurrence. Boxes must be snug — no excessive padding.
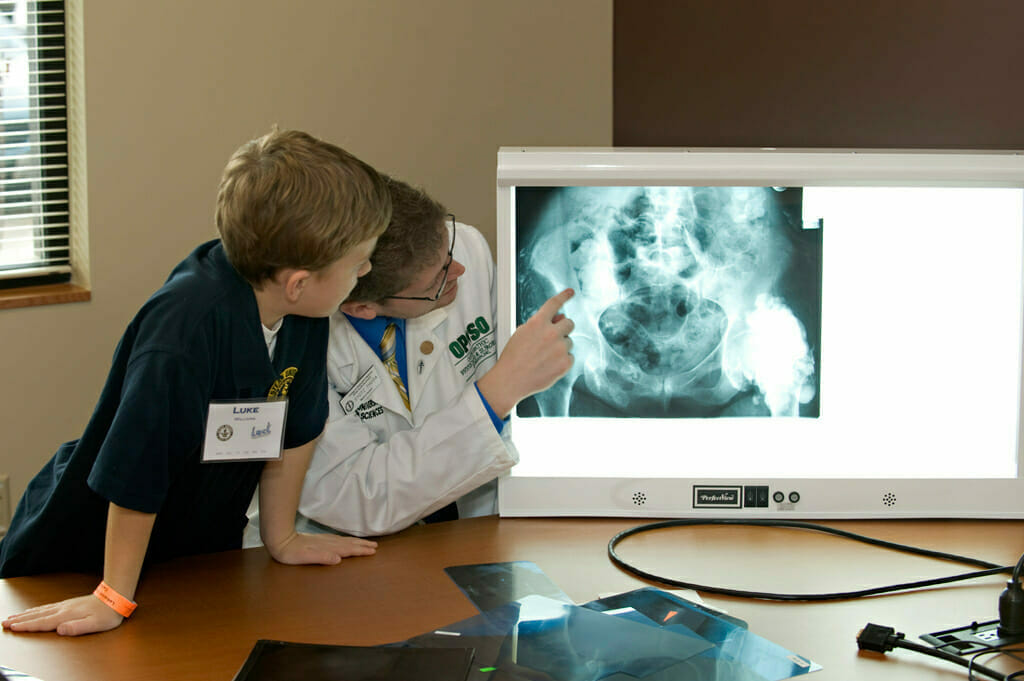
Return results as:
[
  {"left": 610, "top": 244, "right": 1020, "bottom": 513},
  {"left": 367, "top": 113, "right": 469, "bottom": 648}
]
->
[{"left": 0, "top": 516, "right": 1022, "bottom": 680}]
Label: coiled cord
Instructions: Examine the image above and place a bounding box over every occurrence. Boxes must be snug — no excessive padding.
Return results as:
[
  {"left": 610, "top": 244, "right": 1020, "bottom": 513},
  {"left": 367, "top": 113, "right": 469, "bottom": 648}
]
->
[{"left": 607, "top": 518, "right": 1013, "bottom": 601}]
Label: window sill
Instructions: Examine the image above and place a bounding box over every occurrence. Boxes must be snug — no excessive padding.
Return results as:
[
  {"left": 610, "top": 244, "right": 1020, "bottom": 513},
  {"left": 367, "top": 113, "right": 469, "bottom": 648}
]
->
[{"left": 0, "top": 283, "right": 91, "bottom": 310}]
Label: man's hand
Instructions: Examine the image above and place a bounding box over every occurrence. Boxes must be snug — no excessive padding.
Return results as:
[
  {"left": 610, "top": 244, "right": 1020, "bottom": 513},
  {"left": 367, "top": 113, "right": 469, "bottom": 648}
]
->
[
  {"left": 2, "top": 593, "right": 124, "bottom": 636},
  {"left": 267, "top": 531, "right": 378, "bottom": 566},
  {"left": 478, "top": 288, "right": 575, "bottom": 418}
]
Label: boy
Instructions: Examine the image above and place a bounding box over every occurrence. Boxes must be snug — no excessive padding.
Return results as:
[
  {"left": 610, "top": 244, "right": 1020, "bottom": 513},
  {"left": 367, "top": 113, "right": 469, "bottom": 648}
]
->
[
  {"left": 0, "top": 128, "right": 388, "bottom": 636},
  {"left": 280, "top": 177, "right": 574, "bottom": 538}
]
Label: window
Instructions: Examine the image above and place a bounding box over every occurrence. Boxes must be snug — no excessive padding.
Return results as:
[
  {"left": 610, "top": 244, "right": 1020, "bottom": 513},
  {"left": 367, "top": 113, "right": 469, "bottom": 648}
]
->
[{"left": 0, "top": 0, "right": 69, "bottom": 289}]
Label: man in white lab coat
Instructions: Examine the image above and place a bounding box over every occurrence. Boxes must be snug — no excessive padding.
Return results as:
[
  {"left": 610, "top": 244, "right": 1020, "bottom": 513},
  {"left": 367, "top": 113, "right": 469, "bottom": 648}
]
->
[{"left": 293, "top": 177, "right": 575, "bottom": 537}]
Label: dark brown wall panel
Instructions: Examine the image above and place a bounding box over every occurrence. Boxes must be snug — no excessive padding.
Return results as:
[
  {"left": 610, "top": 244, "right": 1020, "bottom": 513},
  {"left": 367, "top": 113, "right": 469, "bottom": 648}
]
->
[{"left": 614, "top": 0, "right": 1024, "bottom": 148}]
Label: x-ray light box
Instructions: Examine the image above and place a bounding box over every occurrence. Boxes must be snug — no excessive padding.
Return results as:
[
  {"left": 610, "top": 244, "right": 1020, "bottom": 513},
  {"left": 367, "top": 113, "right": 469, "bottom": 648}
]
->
[{"left": 496, "top": 147, "right": 1024, "bottom": 518}]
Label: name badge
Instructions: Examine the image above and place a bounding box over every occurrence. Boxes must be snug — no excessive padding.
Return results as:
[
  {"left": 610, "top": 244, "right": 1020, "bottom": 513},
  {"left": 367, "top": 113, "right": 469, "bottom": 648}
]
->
[
  {"left": 339, "top": 367, "right": 382, "bottom": 415},
  {"left": 202, "top": 398, "right": 288, "bottom": 462}
]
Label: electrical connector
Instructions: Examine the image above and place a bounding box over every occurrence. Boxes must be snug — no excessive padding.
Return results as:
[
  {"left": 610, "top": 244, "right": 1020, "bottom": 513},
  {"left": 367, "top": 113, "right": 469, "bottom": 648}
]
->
[
  {"left": 856, "top": 623, "right": 905, "bottom": 653},
  {"left": 857, "top": 621, "right": 1013, "bottom": 680},
  {"left": 998, "top": 578, "right": 1024, "bottom": 637}
]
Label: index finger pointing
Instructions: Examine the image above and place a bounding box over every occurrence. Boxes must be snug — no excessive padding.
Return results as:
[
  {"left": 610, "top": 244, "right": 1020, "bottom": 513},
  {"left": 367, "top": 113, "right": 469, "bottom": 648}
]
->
[{"left": 537, "top": 288, "right": 575, "bottom": 321}]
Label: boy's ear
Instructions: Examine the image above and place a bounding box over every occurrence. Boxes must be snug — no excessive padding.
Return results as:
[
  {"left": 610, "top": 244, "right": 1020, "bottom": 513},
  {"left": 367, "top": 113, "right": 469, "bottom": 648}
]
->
[
  {"left": 282, "top": 269, "right": 313, "bottom": 304},
  {"left": 339, "top": 301, "right": 379, "bottom": 320}
]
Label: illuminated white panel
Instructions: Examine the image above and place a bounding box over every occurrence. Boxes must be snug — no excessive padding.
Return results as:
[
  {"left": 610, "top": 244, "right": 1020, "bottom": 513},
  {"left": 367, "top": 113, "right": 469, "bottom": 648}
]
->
[{"left": 497, "top": 148, "right": 1024, "bottom": 518}]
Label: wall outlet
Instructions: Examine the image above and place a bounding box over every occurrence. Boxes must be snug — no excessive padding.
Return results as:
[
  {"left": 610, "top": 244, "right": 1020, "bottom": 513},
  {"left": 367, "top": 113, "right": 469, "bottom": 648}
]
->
[{"left": 0, "top": 474, "right": 10, "bottom": 537}]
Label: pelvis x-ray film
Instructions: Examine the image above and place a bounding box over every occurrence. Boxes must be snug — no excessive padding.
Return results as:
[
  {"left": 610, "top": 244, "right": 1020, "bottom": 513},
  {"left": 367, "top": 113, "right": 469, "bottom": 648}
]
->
[{"left": 516, "top": 186, "right": 822, "bottom": 419}]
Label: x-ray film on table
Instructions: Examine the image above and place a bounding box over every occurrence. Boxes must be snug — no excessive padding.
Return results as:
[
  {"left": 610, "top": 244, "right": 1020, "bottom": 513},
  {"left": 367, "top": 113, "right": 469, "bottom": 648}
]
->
[
  {"left": 231, "top": 640, "right": 475, "bottom": 681},
  {"left": 583, "top": 588, "right": 821, "bottom": 680},
  {"left": 515, "top": 186, "right": 822, "bottom": 419},
  {"left": 401, "top": 594, "right": 715, "bottom": 681},
  {"left": 445, "top": 561, "right": 574, "bottom": 612}
]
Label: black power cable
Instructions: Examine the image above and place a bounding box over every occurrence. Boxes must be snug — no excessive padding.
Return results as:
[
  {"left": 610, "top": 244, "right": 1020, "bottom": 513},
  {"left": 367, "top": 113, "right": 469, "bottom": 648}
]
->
[
  {"left": 607, "top": 519, "right": 1013, "bottom": 601},
  {"left": 607, "top": 519, "right": 1024, "bottom": 679},
  {"left": 969, "top": 648, "right": 1024, "bottom": 681}
]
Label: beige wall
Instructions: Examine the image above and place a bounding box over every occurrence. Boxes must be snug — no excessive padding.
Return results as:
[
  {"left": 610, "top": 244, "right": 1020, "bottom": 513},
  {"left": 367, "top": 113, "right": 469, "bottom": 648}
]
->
[{"left": 0, "top": 1, "right": 612, "bottom": 504}]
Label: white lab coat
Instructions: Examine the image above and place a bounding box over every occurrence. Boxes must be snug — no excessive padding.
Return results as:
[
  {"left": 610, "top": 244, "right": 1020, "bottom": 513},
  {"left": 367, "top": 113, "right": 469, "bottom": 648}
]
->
[{"left": 297, "top": 223, "right": 517, "bottom": 537}]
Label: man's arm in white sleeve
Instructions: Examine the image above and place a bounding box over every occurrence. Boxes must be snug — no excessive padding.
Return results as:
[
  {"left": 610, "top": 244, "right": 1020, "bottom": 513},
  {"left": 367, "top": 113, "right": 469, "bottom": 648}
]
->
[{"left": 299, "top": 382, "right": 516, "bottom": 537}]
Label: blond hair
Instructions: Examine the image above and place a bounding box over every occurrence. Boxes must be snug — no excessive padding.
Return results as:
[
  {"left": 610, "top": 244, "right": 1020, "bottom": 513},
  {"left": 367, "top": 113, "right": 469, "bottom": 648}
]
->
[{"left": 215, "top": 128, "right": 391, "bottom": 284}]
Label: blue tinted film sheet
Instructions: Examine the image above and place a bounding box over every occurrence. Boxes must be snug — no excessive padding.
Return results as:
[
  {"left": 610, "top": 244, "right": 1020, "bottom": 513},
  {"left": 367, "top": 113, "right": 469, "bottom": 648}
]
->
[
  {"left": 584, "top": 588, "right": 821, "bottom": 680},
  {"left": 515, "top": 185, "right": 822, "bottom": 420},
  {"left": 403, "top": 595, "right": 713, "bottom": 681},
  {"left": 444, "top": 561, "right": 574, "bottom": 612}
]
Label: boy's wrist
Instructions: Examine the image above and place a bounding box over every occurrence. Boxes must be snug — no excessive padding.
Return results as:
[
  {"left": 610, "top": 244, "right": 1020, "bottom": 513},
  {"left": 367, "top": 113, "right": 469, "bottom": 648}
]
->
[{"left": 93, "top": 581, "right": 137, "bottom": 618}]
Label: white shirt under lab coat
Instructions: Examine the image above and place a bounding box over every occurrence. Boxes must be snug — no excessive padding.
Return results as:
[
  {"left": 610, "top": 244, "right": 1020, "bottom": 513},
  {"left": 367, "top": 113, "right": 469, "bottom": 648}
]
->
[{"left": 297, "top": 222, "right": 517, "bottom": 537}]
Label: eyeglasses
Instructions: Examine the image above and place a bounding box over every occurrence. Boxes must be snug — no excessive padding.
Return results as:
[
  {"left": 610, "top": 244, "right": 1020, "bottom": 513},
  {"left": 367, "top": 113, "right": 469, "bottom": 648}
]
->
[{"left": 385, "top": 215, "right": 457, "bottom": 302}]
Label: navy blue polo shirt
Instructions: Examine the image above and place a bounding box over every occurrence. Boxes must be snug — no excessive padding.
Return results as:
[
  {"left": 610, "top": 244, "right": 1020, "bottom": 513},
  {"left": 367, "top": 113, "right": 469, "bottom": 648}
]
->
[{"left": 0, "top": 240, "right": 329, "bottom": 577}]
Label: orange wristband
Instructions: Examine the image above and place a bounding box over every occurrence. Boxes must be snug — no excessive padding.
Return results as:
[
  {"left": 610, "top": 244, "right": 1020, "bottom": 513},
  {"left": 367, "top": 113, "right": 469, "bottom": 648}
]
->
[{"left": 93, "top": 581, "right": 137, "bottom": 618}]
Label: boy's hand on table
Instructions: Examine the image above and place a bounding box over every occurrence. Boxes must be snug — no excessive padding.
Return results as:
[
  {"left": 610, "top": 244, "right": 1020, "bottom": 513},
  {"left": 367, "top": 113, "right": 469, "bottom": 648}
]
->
[
  {"left": 268, "top": 532, "right": 378, "bottom": 565},
  {"left": 2, "top": 594, "right": 124, "bottom": 636}
]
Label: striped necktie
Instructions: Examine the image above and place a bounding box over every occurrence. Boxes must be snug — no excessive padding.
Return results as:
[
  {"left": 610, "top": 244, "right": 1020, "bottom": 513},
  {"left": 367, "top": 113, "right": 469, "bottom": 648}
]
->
[{"left": 379, "top": 322, "right": 411, "bottom": 411}]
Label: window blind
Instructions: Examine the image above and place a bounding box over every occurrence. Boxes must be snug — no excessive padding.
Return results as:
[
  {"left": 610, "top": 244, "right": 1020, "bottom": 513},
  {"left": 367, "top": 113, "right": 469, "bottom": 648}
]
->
[{"left": 0, "top": 0, "right": 69, "bottom": 288}]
